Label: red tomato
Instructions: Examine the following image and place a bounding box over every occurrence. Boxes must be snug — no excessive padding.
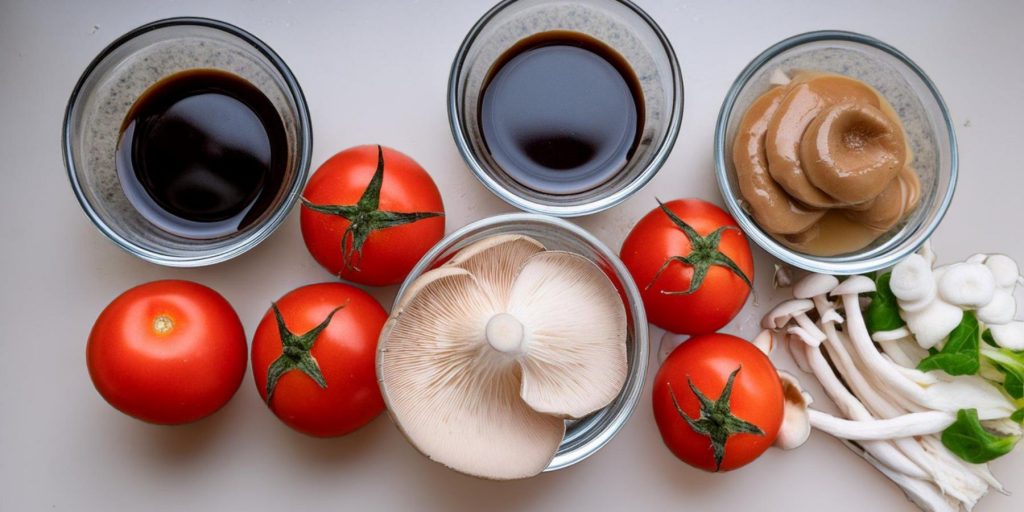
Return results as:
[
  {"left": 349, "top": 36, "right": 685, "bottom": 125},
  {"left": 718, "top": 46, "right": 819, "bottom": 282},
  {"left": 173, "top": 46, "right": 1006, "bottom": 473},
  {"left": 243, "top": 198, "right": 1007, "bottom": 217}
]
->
[
  {"left": 620, "top": 199, "right": 754, "bottom": 334},
  {"left": 301, "top": 145, "right": 445, "bottom": 286},
  {"left": 86, "top": 280, "right": 247, "bottom": 425},
  {"left": 653, "top": 333, "right": 783, "bottom": 472},
  {"left": 251, "top": 283, "right": 386, "bottom": 437}
]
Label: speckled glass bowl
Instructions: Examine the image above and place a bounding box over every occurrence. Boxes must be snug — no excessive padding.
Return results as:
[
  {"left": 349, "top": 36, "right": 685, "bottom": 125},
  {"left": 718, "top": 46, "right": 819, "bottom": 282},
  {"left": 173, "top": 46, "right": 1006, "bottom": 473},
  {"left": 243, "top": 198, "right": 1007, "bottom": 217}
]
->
[
  {"left": 63, "top": 17, "right": 312, "bottom": 266},
  {"left": 381, "top": 213, "right": 649, "bottom": 472},
  {"left": 714, "top": 31, "right": 957, "bottom": 275},
  {"left": 449, "top": 0, "right": 683, "bottom": 217}
]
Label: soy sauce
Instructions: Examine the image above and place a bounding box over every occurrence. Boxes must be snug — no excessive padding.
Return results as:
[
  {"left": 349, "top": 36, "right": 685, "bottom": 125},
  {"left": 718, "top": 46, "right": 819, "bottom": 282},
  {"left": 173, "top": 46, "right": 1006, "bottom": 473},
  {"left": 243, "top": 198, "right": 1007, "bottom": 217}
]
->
[
  {"left": 116, "top": 69, "right": 287, "bottom": 238},
  {"left": 479, "top": 31, "right": 644, "bottom": 195}
]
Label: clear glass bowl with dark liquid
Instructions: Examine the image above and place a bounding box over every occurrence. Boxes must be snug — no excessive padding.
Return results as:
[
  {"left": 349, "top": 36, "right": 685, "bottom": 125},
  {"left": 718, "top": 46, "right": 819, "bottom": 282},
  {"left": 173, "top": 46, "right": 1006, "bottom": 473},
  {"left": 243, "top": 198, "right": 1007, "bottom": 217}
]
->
[
  {"left": 63, "top": 17, "right": 312, "bottom": 266},
  {"left": 449, "top": 0, "right": 683, "bottom": 217}
]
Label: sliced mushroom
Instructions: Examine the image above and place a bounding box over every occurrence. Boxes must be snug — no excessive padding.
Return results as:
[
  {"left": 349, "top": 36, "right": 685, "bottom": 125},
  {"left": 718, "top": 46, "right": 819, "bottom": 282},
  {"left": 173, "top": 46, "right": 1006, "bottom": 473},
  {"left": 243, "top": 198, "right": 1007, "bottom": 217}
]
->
[
  {"left": 733, "top": 86, "right": 825, "bottom": 234},
  {"left": 379, "top": 236, "right": 628, "bottom": 479},
  {"left": 800, "top": 102, "right": 906, "bottom": 205},
  {"left": 844, "top": 166, "right": 921, "bottom": 232},
  {"left": 765, "top": 73, "right": 882, "bottom": 208}
]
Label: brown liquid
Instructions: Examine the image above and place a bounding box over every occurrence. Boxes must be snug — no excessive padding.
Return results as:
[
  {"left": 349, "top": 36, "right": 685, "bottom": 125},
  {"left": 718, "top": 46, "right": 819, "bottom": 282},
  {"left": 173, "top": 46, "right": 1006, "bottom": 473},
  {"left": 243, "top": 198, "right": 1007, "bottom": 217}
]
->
[
  {"left": 479, "top": 31, "right": 644, "bottom": 195},
  {"left": 116, "top": 69, "right": 287, "bottom": 238}
]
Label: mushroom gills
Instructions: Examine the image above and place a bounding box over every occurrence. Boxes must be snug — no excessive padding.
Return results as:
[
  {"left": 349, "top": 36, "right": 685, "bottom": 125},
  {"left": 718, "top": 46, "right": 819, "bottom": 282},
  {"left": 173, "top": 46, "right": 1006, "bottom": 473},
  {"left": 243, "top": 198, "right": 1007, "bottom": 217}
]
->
[{"left": 378, "top": 235, "right": 628, "bottom": 480}]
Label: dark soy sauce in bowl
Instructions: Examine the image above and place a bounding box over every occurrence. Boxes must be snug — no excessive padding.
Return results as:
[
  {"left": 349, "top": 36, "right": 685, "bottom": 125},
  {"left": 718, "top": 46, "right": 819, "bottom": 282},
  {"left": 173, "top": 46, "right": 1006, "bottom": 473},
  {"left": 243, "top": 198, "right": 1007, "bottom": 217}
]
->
[
  {"left": 116, "top": 69, "right": 287, "bottom": 239},
  {"left": 479, "top": 31, "right": 644, "bottom": 195}
]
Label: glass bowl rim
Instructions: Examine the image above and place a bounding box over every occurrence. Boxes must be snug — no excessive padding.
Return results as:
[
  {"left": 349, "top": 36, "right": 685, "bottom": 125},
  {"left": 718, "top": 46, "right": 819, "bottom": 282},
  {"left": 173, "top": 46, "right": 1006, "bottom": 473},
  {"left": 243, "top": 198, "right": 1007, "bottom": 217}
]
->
[
  {"left": 387, "top": 212, "right": 650, "bottom": 472},
  {"left": 61, "top": 16, "right": 314, "bottom": 267},
  {"left": 446, "top": 0, "right": 684, "bottom": 217},
  {"left": 712, "top": 29, "right": 958, "bottom": 275}
]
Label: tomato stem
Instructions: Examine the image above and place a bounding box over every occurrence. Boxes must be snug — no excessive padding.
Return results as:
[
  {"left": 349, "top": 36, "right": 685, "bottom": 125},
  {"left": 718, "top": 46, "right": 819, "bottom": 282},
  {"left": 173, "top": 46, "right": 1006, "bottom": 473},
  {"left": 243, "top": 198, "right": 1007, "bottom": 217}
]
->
[
  {"left": 669, "top": 366, "right": 765, "bottom": 471},
  {"left": 264, "top": 302, "right": 347, "bottom": 404},
  {"left": 301, "top": 145, "right": 443, "bottom": 273},
  {"left": 646, "top": 199, "right": 752, "bottom": 296}
]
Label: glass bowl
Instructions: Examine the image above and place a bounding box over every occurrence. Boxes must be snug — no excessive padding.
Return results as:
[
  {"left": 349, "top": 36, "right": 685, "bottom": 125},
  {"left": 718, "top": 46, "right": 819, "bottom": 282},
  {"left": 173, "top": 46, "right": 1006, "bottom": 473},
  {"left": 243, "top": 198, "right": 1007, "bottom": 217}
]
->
[
  {"left": 714, "top": 30, "right": 957, "bottom": 275},
  {"left": 448, "top": 0, "right": 683, "bottom": 217},
  {"left": 63, "top": 17, "right": 312, "bottom": 267},
  {"left": 381, "top": 213, "right": 649, "bottom": 472}
]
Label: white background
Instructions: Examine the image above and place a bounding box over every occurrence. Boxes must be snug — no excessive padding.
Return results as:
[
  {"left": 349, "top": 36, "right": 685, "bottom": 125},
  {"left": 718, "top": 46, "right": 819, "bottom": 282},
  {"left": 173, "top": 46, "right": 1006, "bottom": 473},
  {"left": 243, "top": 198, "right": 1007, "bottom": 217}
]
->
[{"left": 2, "top": 0, "right": 1023, "bottom": 510}]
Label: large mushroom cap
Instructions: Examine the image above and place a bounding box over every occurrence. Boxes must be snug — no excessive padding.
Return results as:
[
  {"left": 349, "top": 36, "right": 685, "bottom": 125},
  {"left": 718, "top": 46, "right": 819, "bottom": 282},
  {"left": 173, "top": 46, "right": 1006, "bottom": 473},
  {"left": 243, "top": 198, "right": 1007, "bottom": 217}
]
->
[
  {"left": 509, "top": 251, "right": 628, "bottom": 419},
  {"left": 379, "top": 235, "right": 628, "bottom": 479}
]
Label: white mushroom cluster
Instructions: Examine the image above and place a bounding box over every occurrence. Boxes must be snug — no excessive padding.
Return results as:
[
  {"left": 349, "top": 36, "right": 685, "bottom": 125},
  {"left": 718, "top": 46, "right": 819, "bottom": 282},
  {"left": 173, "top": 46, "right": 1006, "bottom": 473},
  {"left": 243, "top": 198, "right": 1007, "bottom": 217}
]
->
[
  {"left": 887, "top": 251, "right": 1024, "bottom": 350},
  {"left": 378, "top": 235, "right": 628, "bottom": 480},
  {"left": 763, "top": 248, "right": 1023, "bottom": 512}
]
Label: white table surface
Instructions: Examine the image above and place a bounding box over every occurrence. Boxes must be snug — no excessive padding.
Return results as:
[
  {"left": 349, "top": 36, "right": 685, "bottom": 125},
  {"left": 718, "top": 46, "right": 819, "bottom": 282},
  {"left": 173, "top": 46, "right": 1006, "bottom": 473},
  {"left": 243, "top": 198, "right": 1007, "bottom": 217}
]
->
[{"left": 3, "top": 0, "right": 1023, "bottom": 510}]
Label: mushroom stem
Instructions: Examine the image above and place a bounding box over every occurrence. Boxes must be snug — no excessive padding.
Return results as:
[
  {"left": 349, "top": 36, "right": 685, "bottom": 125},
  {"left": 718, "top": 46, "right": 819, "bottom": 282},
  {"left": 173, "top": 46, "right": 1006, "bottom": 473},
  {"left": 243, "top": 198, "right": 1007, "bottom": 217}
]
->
[
  {"left": 791, "top": 277, "right": 998, "bottom": 499},
  {"left": 808, "top": 409, "right": 955, "bottom": 440},
  {"left": 836, "top": 285, "right": 1015, "bottom": 419},
  {"left": 803, "top": 342, "right": 929, "bottom": 479},
  {"left": 752, "top": 329, "right": 775, "bottom": 356},
  {"left": 485, "top": 313, "right": 525, "bottom": 355},
  {"left": 841, "top": 440, "right": 960, "bottom": 512}
]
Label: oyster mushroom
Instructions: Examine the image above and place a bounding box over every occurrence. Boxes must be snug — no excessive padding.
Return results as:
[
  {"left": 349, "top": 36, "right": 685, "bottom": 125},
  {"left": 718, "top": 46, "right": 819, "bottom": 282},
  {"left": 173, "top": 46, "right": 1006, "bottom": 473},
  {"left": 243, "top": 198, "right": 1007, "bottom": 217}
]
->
[{"left": 378, "top": 235, "right": 628, "bottom": 480}]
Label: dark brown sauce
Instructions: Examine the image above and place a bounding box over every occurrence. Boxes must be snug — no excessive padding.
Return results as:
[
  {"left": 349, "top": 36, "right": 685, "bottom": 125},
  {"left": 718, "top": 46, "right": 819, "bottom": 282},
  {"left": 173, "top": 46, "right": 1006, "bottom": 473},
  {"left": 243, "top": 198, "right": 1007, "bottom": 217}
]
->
[
  {"left": 116, "top": 69, "right": 287, "bottom": 238},
  {"left": 479, "top": 31, "right": 644, "bottom": 195}
]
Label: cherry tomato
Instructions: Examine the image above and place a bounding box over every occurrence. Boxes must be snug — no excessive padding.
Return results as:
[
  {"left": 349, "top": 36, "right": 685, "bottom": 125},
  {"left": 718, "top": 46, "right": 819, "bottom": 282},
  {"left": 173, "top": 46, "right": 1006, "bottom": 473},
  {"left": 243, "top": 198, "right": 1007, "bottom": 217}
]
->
[
  {"left": 620, "top": 199, "right": 754, "bottom": 334},
  {"left": 86, "top": 280, "right": 247, "bottom": 425},
  {"left": 251, "top": 283, "right": 386, "bottom": 437},
  {"left": 652, "top": 333, "right": 783, "bottom": 472},
  {"left": 301, "top": 145, "right": 445, "bottom": 286}
]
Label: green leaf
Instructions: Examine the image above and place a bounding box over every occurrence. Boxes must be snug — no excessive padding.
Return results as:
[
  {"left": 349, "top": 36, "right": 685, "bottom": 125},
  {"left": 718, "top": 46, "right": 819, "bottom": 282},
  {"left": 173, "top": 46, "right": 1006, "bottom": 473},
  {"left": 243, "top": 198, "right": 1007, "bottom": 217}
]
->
[
  {"left": 982, "top": 347, "right": 1024, "bottom": 399},
  {"left": 917, "top": 311, "right": 980, "bottom": 376},
  {"left": 865, "top": 272, "right": 905, "bottom": 333},
  {"left": 1011, "top": 408, "right": 1024, "bottom": 424},
  {"left": 941, "top": 408, "right": 1020, "bottom": 463}
]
